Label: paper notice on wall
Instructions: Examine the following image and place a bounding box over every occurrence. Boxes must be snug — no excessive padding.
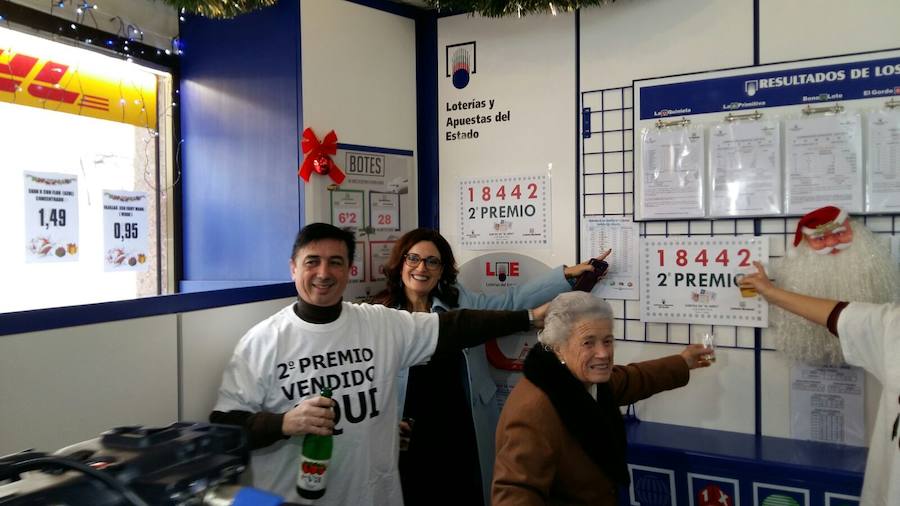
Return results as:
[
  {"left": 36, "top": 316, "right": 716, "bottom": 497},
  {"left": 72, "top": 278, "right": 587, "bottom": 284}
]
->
[
  {"left": 24, "top": 171, "right": 79, "bottom": 263},
  {"left": 708, "top": 120, "right": 782, "bottom": 217},
  {"left": 790, "top": 363, "right": 865, "bottom": 446},
  {"left": 784, "top": 113, "right": 864, "bottom": 214},
  {"left": 639, "top": 125, "right": 706, "bottom": 219},
  {"left": 866, "top": 109, "right": 900, "bottom": 213},
  {"left": 640, "top": 236, "right": 769, "bottom": 327},
  {"left": 580, "top": 216, "right": 639, "bottom": 299},
  {"left": 458, "top": 175, "right": 550, "bottom": 250},
  {"left": 102, "top": 190, "right": 149, "bottom": 272}
]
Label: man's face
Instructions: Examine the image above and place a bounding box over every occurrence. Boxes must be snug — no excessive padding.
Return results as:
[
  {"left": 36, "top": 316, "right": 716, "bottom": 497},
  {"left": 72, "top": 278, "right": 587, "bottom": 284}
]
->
[
  {"left": 290, "top": 239, "right": 350, "bottom": 306},
  {"left": 805, "top": 219, "right": 853, "bottom": 255}
]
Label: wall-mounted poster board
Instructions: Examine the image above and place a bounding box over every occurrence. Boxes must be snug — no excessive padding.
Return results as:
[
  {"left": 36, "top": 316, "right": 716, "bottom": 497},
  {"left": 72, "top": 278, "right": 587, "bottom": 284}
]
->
[
  {"left": 633, "top": 49, "right": 900, "bottom": 220},
  {"left": 305, "top": 144, "right": 415, "bottom": 301},
  {"left": 640, "top": 236, "right": 769, "bottom": 327}
]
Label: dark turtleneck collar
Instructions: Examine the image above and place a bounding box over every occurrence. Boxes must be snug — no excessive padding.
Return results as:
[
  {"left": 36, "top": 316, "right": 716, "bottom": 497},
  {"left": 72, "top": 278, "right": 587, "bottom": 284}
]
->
[
  {"left": 523, "top": 344, "right": 629, "bottom": 486},
  {"left": 293, "top": 298, "right": 342, "bottom": 324}
]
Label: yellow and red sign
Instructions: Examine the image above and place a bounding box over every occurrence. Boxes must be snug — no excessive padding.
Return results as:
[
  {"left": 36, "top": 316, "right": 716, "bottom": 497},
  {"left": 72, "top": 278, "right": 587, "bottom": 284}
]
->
[{"left": 0, "top": 27, "right": 158, "bottom": 129}]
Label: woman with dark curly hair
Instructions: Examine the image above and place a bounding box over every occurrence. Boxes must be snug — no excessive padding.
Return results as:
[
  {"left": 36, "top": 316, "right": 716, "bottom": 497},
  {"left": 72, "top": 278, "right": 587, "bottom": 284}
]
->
[{"left": 373, "top": 227, "right": 609, "bottom": 506}]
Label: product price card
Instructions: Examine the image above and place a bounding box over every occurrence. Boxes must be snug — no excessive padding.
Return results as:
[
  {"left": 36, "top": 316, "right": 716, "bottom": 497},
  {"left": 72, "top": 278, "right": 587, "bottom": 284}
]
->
[
  {"left": 458, "top": 175, "right": 550, "bottom": 250},
  {"left": 350, "top": 241, "right": 365, "bottom": 282},
  {"left": 368, "top": 240, "right": 394, "bottom": 282},
  {"left": 369, "top": 191, "right": 400, "bottom": 231},
  {"left": 102, "top": 190, "right": 149, "bottom": 271},
  {"left": 24, "top": 171, "right": 79, "bottom": 263},
  {"left": 330, "top": 190, "right": 364, "bottom": 230},
  {"left": 641, "top": 236, "right": 768, "bottom": 327}
]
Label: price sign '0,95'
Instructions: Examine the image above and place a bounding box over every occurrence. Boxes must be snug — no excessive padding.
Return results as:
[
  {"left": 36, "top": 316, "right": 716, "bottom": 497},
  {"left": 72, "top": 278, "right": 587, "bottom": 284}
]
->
[
  {"left": 102, "top": 190, "right": 149, "bottom": 272},
  {"left": 641, "top": 236, "right": 768, "bottom": 327},
  {"left": 458, "top": 175, "right": 550, "bottom": 251}
]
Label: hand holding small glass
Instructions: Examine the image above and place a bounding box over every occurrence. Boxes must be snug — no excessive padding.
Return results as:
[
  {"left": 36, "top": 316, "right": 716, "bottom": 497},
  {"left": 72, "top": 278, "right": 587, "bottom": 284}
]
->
[
  {"left": 681, "top": 342, "right": 714, "bottom": 369},
  {"left": 700, "top": 333, "right": 716, "bottom": 363},
  {"left": 737, "top": 261, "right": 775, "bottom": 298}
]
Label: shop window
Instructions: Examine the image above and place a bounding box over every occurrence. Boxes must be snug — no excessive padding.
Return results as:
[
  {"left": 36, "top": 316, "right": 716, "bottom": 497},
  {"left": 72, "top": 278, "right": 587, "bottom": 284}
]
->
[{"left": 0, "top": 26, "right": 175, "bottom": 313}]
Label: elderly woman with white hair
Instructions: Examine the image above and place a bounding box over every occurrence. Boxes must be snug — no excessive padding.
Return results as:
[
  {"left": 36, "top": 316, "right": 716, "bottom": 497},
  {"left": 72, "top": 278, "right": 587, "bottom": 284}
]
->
[{"left": 492, "top": 292, "right": 712, "bottom": 505}]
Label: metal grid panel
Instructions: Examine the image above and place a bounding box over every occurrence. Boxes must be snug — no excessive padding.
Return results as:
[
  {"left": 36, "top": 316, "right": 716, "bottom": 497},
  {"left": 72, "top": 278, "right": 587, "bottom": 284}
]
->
[{"left": 580, "top": 86, "right": 900, "bottom": 351}]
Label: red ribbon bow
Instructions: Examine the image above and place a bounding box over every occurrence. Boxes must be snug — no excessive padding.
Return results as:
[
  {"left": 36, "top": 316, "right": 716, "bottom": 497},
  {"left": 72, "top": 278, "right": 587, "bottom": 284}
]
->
[{"left": 299, "top": 128, "right": 346, "bottom": 184}]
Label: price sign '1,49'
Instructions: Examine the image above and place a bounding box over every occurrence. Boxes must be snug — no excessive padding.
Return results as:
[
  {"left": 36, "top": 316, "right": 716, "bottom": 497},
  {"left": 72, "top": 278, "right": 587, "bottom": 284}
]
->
[
  {"left": 24, "top": 171, "right": 80, "bottom": 263},
  {"left": 38, "top": 208, "right": 67, "bottom": 228}
]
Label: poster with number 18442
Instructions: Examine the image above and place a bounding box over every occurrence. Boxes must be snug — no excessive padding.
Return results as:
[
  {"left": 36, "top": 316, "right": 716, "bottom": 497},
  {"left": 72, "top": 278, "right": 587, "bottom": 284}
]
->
[
  {"left": 458, "top": 175, "right": 550, "bottom": 250},
  {"left": 641, "top": 236, "right": 768, "bottom": 327}
]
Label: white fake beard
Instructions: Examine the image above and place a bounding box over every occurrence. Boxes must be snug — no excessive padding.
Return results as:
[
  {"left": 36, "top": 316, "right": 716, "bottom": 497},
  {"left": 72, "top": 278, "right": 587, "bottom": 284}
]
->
[{"left": 768, "top": 221, "right": 900, "bottom": 365}]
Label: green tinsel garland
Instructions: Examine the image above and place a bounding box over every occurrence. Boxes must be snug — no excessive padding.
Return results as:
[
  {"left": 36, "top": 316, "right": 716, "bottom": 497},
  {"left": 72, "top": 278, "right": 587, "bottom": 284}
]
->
[
  {"left": 424, "top": 0, "right": 616, "bottom": 17},
  {"left": 160, "top": 0, "right": 277, "bottom": 19}
]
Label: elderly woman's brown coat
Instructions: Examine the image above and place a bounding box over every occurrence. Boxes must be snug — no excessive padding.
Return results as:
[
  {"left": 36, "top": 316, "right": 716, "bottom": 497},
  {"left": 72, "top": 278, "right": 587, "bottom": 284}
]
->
[{"left": 492, "top": 348, "right": 689, "bottom": 506}]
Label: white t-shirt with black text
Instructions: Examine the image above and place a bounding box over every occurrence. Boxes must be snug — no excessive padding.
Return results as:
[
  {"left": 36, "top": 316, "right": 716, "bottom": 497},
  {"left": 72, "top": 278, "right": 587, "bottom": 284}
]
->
[
  {"left": 213, "top": 302, "right": 439, "bottom": 505},
  {"left": 837, "top": 302, "right": 900, "bottom": 506}
]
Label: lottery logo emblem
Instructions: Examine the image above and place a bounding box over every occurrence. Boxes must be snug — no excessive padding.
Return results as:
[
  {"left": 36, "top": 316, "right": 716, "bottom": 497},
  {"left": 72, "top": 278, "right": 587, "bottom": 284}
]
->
[
  {"left": 698, "top": 484, "right": 732, "bottom": 506},
  {"left": 445, "top": 42, "right": 476, "bottom": 90},
  {"left": 761, "top": 494, "right": 800, "bottom": 506}
]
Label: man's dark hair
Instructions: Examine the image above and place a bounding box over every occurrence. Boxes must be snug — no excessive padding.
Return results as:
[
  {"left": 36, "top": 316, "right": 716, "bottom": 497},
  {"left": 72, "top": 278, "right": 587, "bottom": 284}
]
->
[{"left": 291, "top": 223, "right": 356, "bottom": 264}]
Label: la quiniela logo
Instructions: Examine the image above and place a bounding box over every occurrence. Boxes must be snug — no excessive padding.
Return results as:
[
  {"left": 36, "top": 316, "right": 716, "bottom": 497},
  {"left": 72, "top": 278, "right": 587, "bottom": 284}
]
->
[{"left": 446, "top": 41, "right": 477, "bottom": 90}]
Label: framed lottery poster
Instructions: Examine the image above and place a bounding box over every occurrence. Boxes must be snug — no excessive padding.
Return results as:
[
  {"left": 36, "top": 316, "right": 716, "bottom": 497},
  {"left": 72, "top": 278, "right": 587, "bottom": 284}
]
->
[
  {"left": 458, "top": 175, "right": 550, "bottom": 250},
  {"left": 640, "top": 236, "right": 768, "bottom": 327}
]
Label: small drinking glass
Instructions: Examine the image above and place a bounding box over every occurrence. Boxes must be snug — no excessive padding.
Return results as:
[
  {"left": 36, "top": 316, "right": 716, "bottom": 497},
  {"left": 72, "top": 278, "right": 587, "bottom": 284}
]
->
[
  {"left": 701, "top": 333, "right": 716, "bottom": 363},
  {"left": 734, "top": 266, "right": 759, "bottom": 298}
]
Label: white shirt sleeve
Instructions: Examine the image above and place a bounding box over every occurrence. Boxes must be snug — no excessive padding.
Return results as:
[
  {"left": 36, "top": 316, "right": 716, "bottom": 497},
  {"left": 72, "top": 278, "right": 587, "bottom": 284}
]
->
[
  {"left": 213, "top": 350, "right": 266, "bottom": 413},
  {"left": 399, "top": 311, "right": 439, "bottom": 369},
  {"left": 836, "top": 302, "right": 899, "bottom": 384}
]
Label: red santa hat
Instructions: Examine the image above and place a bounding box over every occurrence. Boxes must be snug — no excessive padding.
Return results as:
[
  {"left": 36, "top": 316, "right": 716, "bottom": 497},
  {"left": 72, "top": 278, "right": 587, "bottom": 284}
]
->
[{"left": 793, "top": 205, "right": 848, "bottom": 247}]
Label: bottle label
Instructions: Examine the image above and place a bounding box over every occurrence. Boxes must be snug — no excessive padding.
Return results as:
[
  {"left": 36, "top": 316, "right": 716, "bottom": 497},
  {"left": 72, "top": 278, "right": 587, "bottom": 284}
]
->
[{"left": 298, "top": 456, "right": 329, "bottom": 492}]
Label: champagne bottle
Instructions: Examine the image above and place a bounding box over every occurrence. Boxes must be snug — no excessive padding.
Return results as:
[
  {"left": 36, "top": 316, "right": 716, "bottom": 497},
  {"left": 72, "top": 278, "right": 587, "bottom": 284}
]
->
[{"left": 297, "top": 387, "right": 333, "bottom": 501}]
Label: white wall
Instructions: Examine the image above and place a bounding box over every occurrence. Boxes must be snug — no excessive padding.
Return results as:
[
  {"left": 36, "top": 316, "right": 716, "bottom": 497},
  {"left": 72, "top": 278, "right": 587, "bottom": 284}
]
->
[
  {"left": 437, "top": 12, "right": 578, "bottom": 269},
  {"left": 0, "top": 297, "right": 294, "bottom": 456},
  {"left": 580, "top": 0, "right": 754, "bottom": 90},
  {"left": 0, "top": 315, "right": 179, "bottom": 455},
  {"left": 300, "top": 0, "right": 419, "bottom": 228},
  {"left": 759, "top": 0, "right": 900, "bottom": 64}
]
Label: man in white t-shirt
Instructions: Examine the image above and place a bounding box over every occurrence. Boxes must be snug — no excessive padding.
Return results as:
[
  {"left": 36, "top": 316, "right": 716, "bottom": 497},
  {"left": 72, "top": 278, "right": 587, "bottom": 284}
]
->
[
  {"left": 210, "top": 223, "right": 541, "bottom": 505},
  {"left": 740, "top": 262, "right": 899, "bottom": 506}
]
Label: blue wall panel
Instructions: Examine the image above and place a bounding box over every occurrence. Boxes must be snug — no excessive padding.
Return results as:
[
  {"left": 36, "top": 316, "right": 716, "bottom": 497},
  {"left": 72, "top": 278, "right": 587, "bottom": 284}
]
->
[
  {"left": 180, "top": 0, "right": 302, "bottom": 284},
  {"left": 415, "top": 12, "right": 439, "bottom": 229}
]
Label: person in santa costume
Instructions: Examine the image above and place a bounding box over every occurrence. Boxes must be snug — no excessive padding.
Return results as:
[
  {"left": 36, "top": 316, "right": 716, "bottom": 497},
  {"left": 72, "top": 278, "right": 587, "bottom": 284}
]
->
[
  {"left": 740, "top": 262, "right": 900, "bottom": 506},
  {"left": 768, "top": 205, "right": 899, "bottom": 365}
]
